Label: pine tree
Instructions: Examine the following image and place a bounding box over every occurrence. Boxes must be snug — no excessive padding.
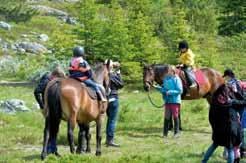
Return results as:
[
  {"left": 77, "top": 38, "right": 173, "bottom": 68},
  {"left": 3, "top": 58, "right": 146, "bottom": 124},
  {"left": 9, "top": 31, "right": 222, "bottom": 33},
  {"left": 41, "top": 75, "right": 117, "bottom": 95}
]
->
[
  {"left": 0, "top": 0, "right": 38, "bottom": 23},
  {"left": 218, "top": 0, "right": 246, "bottom": 36}
]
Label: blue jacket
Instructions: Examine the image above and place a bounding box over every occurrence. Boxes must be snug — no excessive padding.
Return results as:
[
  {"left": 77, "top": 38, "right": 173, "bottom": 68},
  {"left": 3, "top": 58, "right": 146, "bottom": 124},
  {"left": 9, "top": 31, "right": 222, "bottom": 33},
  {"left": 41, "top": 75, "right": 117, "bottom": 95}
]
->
[{"left": 156, "top": 75, "right": 183, "bottom": 104}]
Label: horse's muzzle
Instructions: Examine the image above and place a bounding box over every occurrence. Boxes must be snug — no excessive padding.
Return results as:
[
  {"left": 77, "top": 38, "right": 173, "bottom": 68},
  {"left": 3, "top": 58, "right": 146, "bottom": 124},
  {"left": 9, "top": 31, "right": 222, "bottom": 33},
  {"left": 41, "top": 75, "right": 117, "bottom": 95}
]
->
[{"left": 143, "top": 83, "right": 150, "bottom": 92}]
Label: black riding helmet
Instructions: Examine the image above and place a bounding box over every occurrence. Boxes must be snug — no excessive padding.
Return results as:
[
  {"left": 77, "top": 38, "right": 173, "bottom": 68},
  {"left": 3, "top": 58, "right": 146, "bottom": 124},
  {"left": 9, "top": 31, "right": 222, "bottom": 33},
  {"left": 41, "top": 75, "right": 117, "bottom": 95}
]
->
[
  {"left": 73, "top": 46, "right": 85, "bottom": 57},
  {"left": 223, "top": 69, "right": 235, "bottom": 78},
  {"left": 178, "top": 40, "right": 189, "bottom": 50}
]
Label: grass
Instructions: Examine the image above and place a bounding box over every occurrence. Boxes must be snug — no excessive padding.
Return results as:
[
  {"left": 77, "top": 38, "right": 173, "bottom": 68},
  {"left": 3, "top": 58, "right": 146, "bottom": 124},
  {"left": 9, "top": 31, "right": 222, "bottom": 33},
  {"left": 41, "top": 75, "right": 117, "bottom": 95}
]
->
[{"left": 0, "top": 86, "right": 241, "bottom": 163}]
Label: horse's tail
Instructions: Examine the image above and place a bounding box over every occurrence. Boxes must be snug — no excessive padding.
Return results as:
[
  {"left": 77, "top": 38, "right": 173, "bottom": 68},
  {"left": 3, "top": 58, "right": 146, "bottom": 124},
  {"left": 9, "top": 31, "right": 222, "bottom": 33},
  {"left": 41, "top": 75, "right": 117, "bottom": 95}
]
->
[{"left": 47, "top": 79, "right": 62, "bottom": 135}]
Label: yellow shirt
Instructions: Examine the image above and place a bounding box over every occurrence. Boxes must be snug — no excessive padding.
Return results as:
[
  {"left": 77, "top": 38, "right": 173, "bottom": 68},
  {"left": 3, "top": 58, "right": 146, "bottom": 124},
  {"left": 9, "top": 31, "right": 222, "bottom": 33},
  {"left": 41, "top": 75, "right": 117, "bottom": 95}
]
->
[{"left": 179, "top": 49, "right": 195, "bottom": 67}]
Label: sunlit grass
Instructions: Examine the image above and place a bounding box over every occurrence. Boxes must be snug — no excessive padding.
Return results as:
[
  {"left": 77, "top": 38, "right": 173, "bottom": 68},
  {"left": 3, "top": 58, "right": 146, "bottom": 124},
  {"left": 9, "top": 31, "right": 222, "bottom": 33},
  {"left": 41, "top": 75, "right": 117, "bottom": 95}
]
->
[{"left": 0, "top": 86, "right": 241, "bottom": 162}]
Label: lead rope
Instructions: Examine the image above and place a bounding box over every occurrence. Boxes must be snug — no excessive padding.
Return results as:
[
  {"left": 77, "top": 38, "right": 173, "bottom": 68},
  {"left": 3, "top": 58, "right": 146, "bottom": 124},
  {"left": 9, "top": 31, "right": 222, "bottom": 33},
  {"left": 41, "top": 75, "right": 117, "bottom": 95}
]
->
[{"left": 147, "top": 90, "right": 164, "bottom": 109}]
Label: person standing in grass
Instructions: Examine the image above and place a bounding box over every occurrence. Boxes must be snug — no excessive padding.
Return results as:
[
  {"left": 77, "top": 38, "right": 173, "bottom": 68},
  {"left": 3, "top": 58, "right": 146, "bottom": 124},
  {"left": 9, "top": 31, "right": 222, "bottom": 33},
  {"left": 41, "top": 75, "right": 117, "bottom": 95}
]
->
[
  {"left": 105, "top": 59, "right": 124, "bottom": 147},
  {"left": 201, "top": 84, "right": 246, "bottom": 163},
  {"left": 34, "top": 66, "right": 65, "bottom": 109},
  {"left": 153, "top": 65, "right": 183, "bottom": 138}
]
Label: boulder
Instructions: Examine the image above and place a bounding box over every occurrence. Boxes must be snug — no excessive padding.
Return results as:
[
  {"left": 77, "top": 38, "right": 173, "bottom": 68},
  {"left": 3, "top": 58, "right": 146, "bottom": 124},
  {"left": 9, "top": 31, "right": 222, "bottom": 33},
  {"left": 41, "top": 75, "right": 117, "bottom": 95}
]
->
[
  {"left": 38, "top": 34, "right": 49, "bottom": 42},
  {"left": 0, "top": 21, "right": 11, "bottom": 30},
  {"left": 0, "top": 99, "right": 30, "bottom": 114},
  {"left": 32, "top": 5, "right": 68, "bottom": 17},
  {"left": 17, "top": 41, "right": 47, "bottom": 54}
]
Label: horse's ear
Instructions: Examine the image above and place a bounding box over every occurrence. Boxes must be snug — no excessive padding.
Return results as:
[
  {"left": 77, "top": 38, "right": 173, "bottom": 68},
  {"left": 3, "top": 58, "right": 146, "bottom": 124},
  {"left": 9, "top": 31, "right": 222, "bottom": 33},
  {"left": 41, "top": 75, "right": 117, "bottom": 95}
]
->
[
  {"left": 105, "top": 59, "right": 111, "bottom": 70},
  {"left": 141, "top": 61, "right": 147, "bottom": 68}
]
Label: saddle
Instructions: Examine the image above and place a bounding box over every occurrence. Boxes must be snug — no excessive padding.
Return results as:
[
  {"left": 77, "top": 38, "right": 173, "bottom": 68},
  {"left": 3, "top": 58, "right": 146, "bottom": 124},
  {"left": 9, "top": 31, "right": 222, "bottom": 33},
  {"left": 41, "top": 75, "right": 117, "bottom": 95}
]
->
[
  {"left": 176, "top": 67, "right": 206, "bottom": 93},
  {"left": 81, "top": 83, "right": 106, "bottom": 101}
]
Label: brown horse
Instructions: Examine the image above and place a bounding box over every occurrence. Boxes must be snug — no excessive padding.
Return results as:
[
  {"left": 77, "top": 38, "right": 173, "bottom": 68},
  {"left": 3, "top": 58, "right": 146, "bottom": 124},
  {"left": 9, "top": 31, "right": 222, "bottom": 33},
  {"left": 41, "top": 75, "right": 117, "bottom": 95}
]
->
[
  {"left": 143, "top": 64, "right": 225, "bottom": 103},
  {"left": 41, "top": 62, "right": 110, "bottom": 160}
]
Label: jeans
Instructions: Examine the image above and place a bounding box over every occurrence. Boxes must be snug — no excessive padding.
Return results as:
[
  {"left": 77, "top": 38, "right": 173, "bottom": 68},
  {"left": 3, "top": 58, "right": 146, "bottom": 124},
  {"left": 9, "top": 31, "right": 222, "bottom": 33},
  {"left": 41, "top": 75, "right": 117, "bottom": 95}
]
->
[
  {"left": 202, "top": 143, "right": 234, "bottom": 163},
  {"left": 106, "top": 99, "right": 119, "bottom": 140},
  {"left": 84, "top": 79, "right": 100, "bottom": 92}
]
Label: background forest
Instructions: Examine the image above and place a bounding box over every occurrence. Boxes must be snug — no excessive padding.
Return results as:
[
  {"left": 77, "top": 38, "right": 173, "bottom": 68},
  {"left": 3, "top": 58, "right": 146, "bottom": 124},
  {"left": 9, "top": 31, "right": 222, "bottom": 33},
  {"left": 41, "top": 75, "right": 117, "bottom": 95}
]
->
[{"left": 0, "top": 0, "right": 245, "bottom": 82}]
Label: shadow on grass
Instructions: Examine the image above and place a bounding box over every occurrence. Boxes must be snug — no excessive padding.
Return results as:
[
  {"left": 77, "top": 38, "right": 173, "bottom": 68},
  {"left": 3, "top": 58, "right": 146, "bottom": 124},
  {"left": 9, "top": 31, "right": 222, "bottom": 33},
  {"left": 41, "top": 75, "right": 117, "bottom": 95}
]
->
[
  {"left": 118, "top": 125, "right": 163, "bottom": 138},
  {"left": 23, "top": 154, "right": 40, "bottom": 161}
]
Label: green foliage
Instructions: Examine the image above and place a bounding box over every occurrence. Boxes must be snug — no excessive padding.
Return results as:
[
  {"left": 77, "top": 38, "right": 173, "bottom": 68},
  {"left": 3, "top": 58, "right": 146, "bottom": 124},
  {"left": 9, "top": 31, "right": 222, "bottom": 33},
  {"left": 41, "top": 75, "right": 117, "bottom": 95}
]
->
[
  {"left": 0, "top": 0, "right": 245, "bottom": 82},
  {"left": 218, "top": 0, "right": 246, "bottom": 36},
  {"left": 0, "top": 0, "right": 38, "bottom": 23}
]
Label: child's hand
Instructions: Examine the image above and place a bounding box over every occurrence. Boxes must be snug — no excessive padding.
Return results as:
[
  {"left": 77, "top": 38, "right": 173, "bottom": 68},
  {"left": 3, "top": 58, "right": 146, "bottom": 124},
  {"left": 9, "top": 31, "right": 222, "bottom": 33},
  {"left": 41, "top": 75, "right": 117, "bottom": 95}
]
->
[{"left": 152, "top": 84, "right": 159, "bottom": 88}]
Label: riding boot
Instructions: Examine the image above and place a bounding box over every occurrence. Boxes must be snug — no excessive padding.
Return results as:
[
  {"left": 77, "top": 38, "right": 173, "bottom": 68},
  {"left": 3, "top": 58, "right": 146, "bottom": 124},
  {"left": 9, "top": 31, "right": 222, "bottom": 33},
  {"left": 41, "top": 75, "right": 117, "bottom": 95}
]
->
[
  {"left": 97, "top": 91, "right": 107, "bottom": 102},
  {"left": 163, "top": 119, "right": 169, "bottom": 137},
  {"left": 174, "top": 118, "right": 180, "bottom": 138}
]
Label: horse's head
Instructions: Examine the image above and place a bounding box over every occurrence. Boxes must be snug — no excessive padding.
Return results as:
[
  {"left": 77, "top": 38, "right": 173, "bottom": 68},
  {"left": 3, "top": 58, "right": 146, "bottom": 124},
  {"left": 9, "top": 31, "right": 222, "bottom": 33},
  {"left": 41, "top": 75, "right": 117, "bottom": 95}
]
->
[
  {"left": 143, "top": 64, "right": 155, "bottom": 91},
  {"left": 93, "top": 61, "right": 111, "bottom": 93},
  {"left": 143, "top": 64, "right": 171, "bottom": 91}
]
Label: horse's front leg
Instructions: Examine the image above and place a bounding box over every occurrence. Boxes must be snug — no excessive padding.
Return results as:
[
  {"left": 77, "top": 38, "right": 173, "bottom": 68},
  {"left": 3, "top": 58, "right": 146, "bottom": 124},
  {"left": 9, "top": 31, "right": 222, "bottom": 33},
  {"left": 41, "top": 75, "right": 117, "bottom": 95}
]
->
[
  {"left": 67, "top": 115, "right": 76, "bottom": 153},
  {"left": 76, "top": 123, "right": 86, "bottom": 154},
  {"left": 85, "top": 123, "right": 91, "bottom": 153},
  {"left": 41, "top": 117, "right": 50, "bottom": 160},
  {"left": 95, "top": 117, "right": 102, "bottom": 156}
]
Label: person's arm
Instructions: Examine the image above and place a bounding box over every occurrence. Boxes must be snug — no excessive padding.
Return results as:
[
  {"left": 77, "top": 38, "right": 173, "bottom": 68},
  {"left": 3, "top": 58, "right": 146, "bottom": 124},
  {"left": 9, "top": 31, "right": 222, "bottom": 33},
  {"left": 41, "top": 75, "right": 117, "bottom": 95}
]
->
[
  {"left": 110, "top": 73, "right": 124, "bottom": 89},
  {"left": 78, "top": 60, "right": 90, "bottom": 72},
  {"left": 166, "top": 77, "right": 183, "bottom": 95},
  {"left": 34, "top": 87, "right": 44, "bottom": 109}
]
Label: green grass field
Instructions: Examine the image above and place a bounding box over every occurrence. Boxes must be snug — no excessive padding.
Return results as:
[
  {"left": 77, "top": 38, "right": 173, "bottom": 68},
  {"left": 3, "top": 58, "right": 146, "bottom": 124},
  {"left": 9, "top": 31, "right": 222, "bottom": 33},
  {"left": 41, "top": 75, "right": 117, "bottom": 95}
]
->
[{"left": 0, "top": 86, "right": 239, "bottom": 163}]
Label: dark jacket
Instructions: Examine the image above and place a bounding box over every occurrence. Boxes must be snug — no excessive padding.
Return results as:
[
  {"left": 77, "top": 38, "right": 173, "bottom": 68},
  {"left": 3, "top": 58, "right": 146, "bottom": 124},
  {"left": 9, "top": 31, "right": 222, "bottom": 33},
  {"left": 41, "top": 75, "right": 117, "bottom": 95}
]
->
[
  {"left": 34, "top": 73, "right": 52, "bottom": 109},
  {"left": 108, "top": 72, "right": 124, "bottom": 99},
  {"left": 209, "top": 84, "right": 246, "bottom": 148}
]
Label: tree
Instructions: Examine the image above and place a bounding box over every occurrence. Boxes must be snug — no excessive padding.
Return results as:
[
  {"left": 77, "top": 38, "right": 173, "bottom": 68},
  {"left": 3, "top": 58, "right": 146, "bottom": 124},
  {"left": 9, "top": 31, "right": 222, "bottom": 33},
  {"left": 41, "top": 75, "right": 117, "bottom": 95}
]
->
[
  {"left": 218, "top": 0, "right": 246, "bottom": 36},
  {"left": 0, "top": 0, "right": 38, "bottom": 23}
]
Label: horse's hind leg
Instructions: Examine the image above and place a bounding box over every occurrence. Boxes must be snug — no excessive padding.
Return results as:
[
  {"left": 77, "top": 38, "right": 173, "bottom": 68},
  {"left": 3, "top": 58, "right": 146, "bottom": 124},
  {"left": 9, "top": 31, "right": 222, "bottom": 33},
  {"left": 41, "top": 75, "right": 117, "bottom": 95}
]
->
[
  {"left": 95, "top": 117, "right": 102, "bottom": 156},
  {"left": 67, "top": 115, "right": 76, "bottom": 153},
  {"left": 85, "top": 124, "right": 91, "bottom": 153},
  {"left": 76, "top": 124, "right": 86, "bottom": 154},
  {"left": 41, "top": 117, "right": 50, "bottom": 160},
  {"left": 48, "top": 118, "right": 61, "bottom": 156}
]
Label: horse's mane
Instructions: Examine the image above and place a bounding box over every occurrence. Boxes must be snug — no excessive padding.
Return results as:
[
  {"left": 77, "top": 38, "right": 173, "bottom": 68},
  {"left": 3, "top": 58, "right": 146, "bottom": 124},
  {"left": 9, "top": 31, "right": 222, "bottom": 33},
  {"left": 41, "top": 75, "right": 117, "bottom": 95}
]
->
[
  {"left": 151, "top": 64, "right": 169, "bottom": 74},
  {"left": 92, "top": 62, "right": 106, "bottom": 84}
]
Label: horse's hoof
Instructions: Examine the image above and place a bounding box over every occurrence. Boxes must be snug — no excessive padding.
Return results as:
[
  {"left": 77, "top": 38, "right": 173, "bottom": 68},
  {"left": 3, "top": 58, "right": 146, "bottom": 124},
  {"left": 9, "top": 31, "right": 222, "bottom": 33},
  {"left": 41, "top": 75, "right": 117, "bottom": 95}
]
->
[
  {"left": 54, "top": 152, "right": 61, "bottom": 157},
  {"left": 76, "top": 150, "right": 85, "bottom": 155},
  {"left": 41, "top": 153, "right": 46, "bottom": 160},
  {"left": 86, "top": 148, "right": 91, "bottom": 153},
  {"left": 95, "top": 151, "right": 101, "bottom": 156}
]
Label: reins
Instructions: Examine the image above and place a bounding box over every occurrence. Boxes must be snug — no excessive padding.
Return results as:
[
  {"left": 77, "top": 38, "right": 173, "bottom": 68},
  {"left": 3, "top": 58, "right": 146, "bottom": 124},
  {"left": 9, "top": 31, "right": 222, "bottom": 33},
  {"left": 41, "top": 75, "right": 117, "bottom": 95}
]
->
[{"left": 146, "top": 83, "right": 164, "bottom": 109}]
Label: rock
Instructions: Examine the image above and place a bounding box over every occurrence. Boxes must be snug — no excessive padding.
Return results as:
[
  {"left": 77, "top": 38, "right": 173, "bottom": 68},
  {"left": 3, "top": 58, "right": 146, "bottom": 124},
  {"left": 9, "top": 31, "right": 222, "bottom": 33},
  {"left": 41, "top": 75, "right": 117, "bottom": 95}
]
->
[
  {"left": 66, "top": 17, "right": 77, "bottom": 25},
  {"left": 32, "top": 5, "right": 68, "bottom": 17},
  {"left": 0, "top": 21, "right": 11, "bottom": 30},
  {"left": 17, "top": 41, "right": 47, "bottom": 54},
  {"left": 0, "top": 99, "right": 30, "bottom": 114},
  {"left": 21, "top": 34, "right": 28, "bottom": 38},
  {"left": 18, "top": 48, "right": 26, "bottom": 53},
  {"left": 38, "top": 34, "right": 49, "bottom": 42}
]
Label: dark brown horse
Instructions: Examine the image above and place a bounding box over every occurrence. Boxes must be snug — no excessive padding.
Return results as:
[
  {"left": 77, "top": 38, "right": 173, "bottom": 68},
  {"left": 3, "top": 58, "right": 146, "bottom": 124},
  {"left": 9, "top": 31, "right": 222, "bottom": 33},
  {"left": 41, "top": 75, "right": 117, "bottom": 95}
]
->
[
  {"left": 143, "top": 64, "right": 225, "bottom": 103},
  {"left": 41, "top": 62, "right": 110, "bottom": 159}
]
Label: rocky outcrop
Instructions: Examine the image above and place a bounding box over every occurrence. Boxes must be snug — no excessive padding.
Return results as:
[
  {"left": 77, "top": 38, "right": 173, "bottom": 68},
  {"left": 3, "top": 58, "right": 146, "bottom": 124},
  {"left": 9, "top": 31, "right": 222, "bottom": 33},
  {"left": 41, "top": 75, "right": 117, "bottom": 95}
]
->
[
  {"left": 32, "top": 5, "right": 77, "bottom": 24},
  {"left": 32, "top": 5, "right": 68, "bottom": 17},
  {"left": 15, "top": 41, "right": 47, "bottom": 54},
  {"left": 0, "top": 99, "right": 30, "bottom": 114},
  {"left": 0, "top": 21, "right": 11, "bottom": 30},
  {"left": 38, "top": 34, "right": 49, "bottom": 42}
]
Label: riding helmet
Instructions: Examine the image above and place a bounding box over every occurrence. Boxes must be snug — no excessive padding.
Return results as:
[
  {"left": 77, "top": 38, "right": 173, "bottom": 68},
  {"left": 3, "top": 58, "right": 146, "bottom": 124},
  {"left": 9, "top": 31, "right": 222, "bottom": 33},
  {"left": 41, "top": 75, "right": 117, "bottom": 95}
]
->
[
  {"left": 178, "top": 40, "right": 189, "bottom": 50},
  {"left": 73, "top": 46, "right": 85, "bottom": 57},
  {"left": 223, "top": 68, "right": 235, "bottom": 78}
]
